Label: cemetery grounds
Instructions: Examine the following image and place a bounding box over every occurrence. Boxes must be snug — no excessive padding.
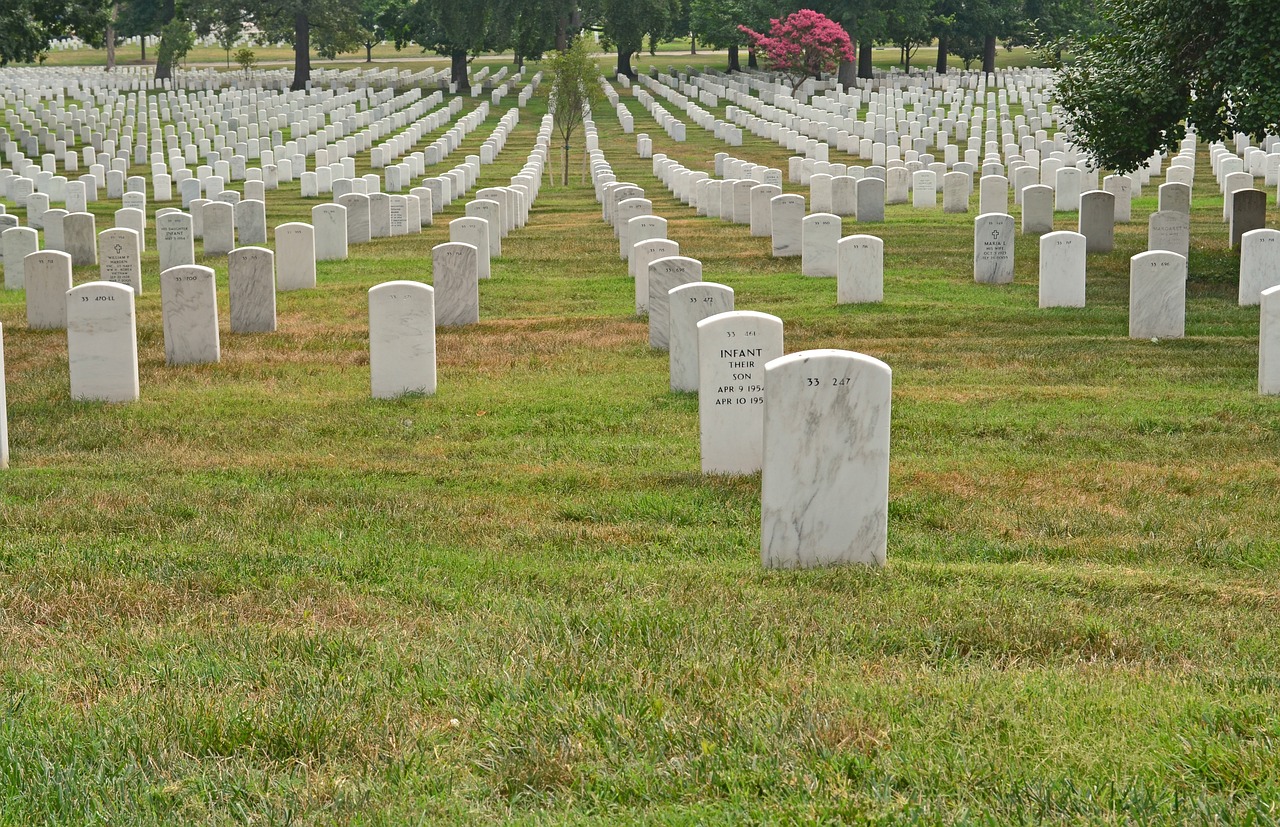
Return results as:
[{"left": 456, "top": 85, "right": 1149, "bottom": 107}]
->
[{"left": 2, "top": 51, "right": 1280, "bottom": 823}]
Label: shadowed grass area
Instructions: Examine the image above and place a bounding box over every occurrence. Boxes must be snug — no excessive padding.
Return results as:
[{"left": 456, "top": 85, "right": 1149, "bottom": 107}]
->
[{"left": 1, "top": 68, "right": 1280, "bottom": 824}]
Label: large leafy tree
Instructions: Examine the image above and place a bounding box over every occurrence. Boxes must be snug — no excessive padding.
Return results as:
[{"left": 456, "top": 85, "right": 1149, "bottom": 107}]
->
[
  {"left": 882, "top": 0, "right": 933, "bottom": 70},
  {"left": 583, "top": 0, "right": 677, "bottom": 79},
  {"left": 245, "top": 0, "right": 363, "bottom": 90},
  {"left": 1056, "top": 0, "right": 1280, "bottom": 172},
  {"left": 817, "top": 0, "right": 889, "bottom": 81},
  {"left": 1, "top": 0, "right": 112, "bottom": 66},
  {"left": 393, "top": 0, "right": 505, "bottom": 93},
  {"left": 689, "top": 0, "right": 772, "bottom": 72}
]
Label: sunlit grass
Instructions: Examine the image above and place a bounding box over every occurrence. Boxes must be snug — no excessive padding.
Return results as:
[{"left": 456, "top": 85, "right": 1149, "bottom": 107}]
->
[{"left": 1, "top": 69, "right": 1279, "bottom": 823}]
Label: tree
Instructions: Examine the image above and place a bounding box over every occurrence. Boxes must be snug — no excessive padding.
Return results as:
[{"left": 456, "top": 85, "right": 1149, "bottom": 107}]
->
[
  {"left": 245, "top": 0, "right": 362, "bottom": 91},
  {"left": 883, "top": 0, "right": 932, "bottom": 71},
  {"left": 154, "top": 17, "right": 193, "bottom": 84},
  {"left": 1, "top": 0, "right": 113, "bottom": 66},
  {"left": 739, "top": 9, "right": 853, "bottom": 93},
  {"left": 689, "top": 0, "right": 771, "bottom": 72},
  {"left": 357, "top": 0, "right": 399, "bottom": 62},
  {"left": 213, "top": 3, "right": 247, "bottom": 68},
  {"left": 544, "top": 35, "right": 603, "bottom": 185},
  {"left": 1055, "top": 0, "right": 1280, "bottom": 173},
  {"left": 393, "top": 0, "right": 505, "bottom": 93},
  {"left": 235, "top": 46, "right": 256, "bottom": 76},
  {"left": 583, "top": 0, "right": 676, "bottom": 79}
]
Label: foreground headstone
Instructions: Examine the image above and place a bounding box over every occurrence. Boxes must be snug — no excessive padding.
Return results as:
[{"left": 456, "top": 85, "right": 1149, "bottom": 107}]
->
[
  {"left": 67, "top": 281, "right": 139, "bottom": 402},
  {"left": 771, "top": 195, "right": 804, "bottom": 257},
  {"left": 1239, "top": 229, "right": 1280, "bottom": 306},
  {"left": 98, "top": 228, "right": 142, "bottom": 293},
  {"left": 24, "top": 251, "right": 73, "bottom": 329},
  {"left": 450, "top": 217, "right": 491, "bottom": 279},
  {"left": 228, "top": 247, "right": 277, "bottom": 334},
  {"left": 1260, "top": 285, "right": 1280, "bottom": 394},
  {"left": 1078, "top": 190, "right": 1115, "bottom": 253},
  {"left": 973, "top": 213, "right": 1015, "bottom": 284},
  {"left": 203, "top": 201, "right": 235, "bottom": 256},
  {"left": 1038, "top": 231, "right": 1087, "bottom": 308},
  {"left": 669, "top": 282, "right": 734, "bottom": 392},
  {"left": 648, "top": 256, "right": 703, "bottom": 349},
  {"left": 63, "top": 213, "right": 97, "bottom": 266},
  {"left": 837, "top": 234, "right": 884, "bottom": 304},
  {"left": 160, "top": 265, "right": 220, "bottom": 365},
  {"left": 156, "top": 211, "right": 195, "bottom": 272},
  {"left": 275, "top": 223, "right": 317, "bottom": 291},
  {"left": 1129, "top": 251, "right": 1187, "bottom": 339},
  {"left": 369, "top": 281, "right": 436, "bottom": 398},
  {"left": 1021, "top": 184, "right": 1053, "bottom": 234},
  {"left": 312, "top": 204, "right": 348, "bottom": 261},
  {"left": 633, "top": 239, "right": 679, "bottom": 314},
  {"left": 432, "top": 242, "right": 479, "bottom": 326},
  {"left": 761, "top": 349, "right": 891, "bottom": 568},
  {"left": 697, "top": 311, "right": 784, "bottom": 474},
  {"left": 801, "top": 213, "right": 840, "bottom": 277},
  {"left": 0, "top": 323, "right": 6, "bottom": 468},
  {"left": 1230, "top": 189, "right": 1267, "bottom": 248},
  {"left": 3, "top": 227, "right": 39, "bottom": 290},
  {"left": 1148, "top": 210, "right": 1190, "bottom": 258}
]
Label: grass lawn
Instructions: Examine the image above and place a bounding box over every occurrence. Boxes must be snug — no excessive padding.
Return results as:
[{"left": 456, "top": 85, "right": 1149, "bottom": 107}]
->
[{"left": 2, "top": 62, "right": 1280, "bottom": 824}]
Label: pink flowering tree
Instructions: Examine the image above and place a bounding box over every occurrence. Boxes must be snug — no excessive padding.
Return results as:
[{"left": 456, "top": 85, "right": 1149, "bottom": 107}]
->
[{"left": 738, "top": 10, "right": 854, "bottom": 93}]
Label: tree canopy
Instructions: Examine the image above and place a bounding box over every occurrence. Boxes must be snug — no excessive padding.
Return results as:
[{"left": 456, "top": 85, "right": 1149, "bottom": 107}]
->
[{"left": 1055, "top": 0, "right": 1280, "bottom": 172}]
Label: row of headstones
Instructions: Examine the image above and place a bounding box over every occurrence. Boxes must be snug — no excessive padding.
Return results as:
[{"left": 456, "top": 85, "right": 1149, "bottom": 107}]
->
[
  {"left": 360, "top": 116, "right": 558, "bottom": 397},
  {"left": 2, "top": 84, "right": 438, "bottom": 193},
  {"left": 636, "top": 74, "right": 744, "bottom": 147},
  {"left": 587, "top": 130, "right": 891, "bottom": 569}
]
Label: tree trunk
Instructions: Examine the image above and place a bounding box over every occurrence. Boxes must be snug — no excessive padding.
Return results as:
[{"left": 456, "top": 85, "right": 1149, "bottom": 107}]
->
[
  {"left": 858, "top": 37, "right": 873, "bottom": 78},
  {"left": 838, "top": 59, "right": 856, "bottom": 88},
  {"left": 727, "top": 44, "right": 739, "bottom": 73},
  {"left": 153, "top": 0, "right": 174, "bottom": 79},
  {"left": 616, "top": 48, "right": 635, "bottom": 79},
  {"left": 747, "top": 46, "right": 757, "bottom": 69},
  {"left": 451, "top": 48, "right": 469, "bottom": 93},
  {"left": 561, "top": 141, "right": 570, "bottom": 186},
  {"left": 982, "top": 35, "right": 996, "bottom": 75},
  {"left": 648, "top": 34, "right": 657, "bottom": 56},
  {"left": 935, "top": 35, "right": 948, "bottom": 73},
  {"left": 366, "top": 42, "right": 373, "bottom": 62},
  {"left": 690, "top": 34, "right": 696, "bottom": 55},
  {"left": 140, "top": 35, "right": 146, "bottom": 63},
  {"left": 556, "top": 16, "right": 568, "bottom": 51},
  {"left": 105, "top": 9, "right": 116, "bottom": 71},
  {"left": 291, "top": 12, "right": 311, "bottom": 91}
]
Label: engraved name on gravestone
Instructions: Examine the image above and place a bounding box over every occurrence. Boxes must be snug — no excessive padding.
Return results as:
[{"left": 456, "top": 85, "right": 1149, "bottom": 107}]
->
[
  {"left": 761, "top": 350, "right": 892, "bottom": 569},
  {"left": 697, "top": 310, "right": 784, "bottom": 475}
]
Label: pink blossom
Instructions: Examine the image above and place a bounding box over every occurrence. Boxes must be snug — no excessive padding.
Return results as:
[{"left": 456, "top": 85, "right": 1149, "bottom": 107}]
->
[{"left": 739, "top": 10, "right": 854, "bottom": 91}]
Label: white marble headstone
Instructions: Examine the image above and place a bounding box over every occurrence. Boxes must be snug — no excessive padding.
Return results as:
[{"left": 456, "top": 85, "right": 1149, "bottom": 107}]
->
[
  {"left": 668, "top": 282, "right": 734, "bottom": 392},
  {"left": 1129, "top": 250, "right": 1187, "bottom": 339},
  {"left": 432, "top": 242, "right": 479, "bottom": 327},
  {"left": 97, "top": 228, "right": 142, "bottom": 293},
  {"left": 648, "top": 256, "right": 703, "bottom": 349},
  {"left": 837, "top": 234, "right": 884, "bottom": 304},
  {"left": 24, "top": 250, "right": 73, "bottom": 329},
  {"left": 67, "top": 281, "right": 139, "bottom": 402},
  {"left": 1038, "top": 231, "right": 1086, "bottom": 308},
  {"left": 369, "top": 281, "right": 437, "bottom": 398},
  {"left": 697, "top": 310, "right": 784, "bottom": 475},
  {"left": 973, "top": 213, "right": 1015, "bottom": 284},
  {"left": 761, "top": 349, "right": 892, "bottom": 569},
  {"left": 227, "top": 247, "right": 277, "bottom": 334},
  {"left": 160, "top": 265, "right": 220, "bottom": 365}
]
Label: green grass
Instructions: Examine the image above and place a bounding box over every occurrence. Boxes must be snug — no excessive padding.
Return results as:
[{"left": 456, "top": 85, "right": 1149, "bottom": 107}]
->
[{"left": 2, "top": 68, "right": 1280, "bottom": 824}]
